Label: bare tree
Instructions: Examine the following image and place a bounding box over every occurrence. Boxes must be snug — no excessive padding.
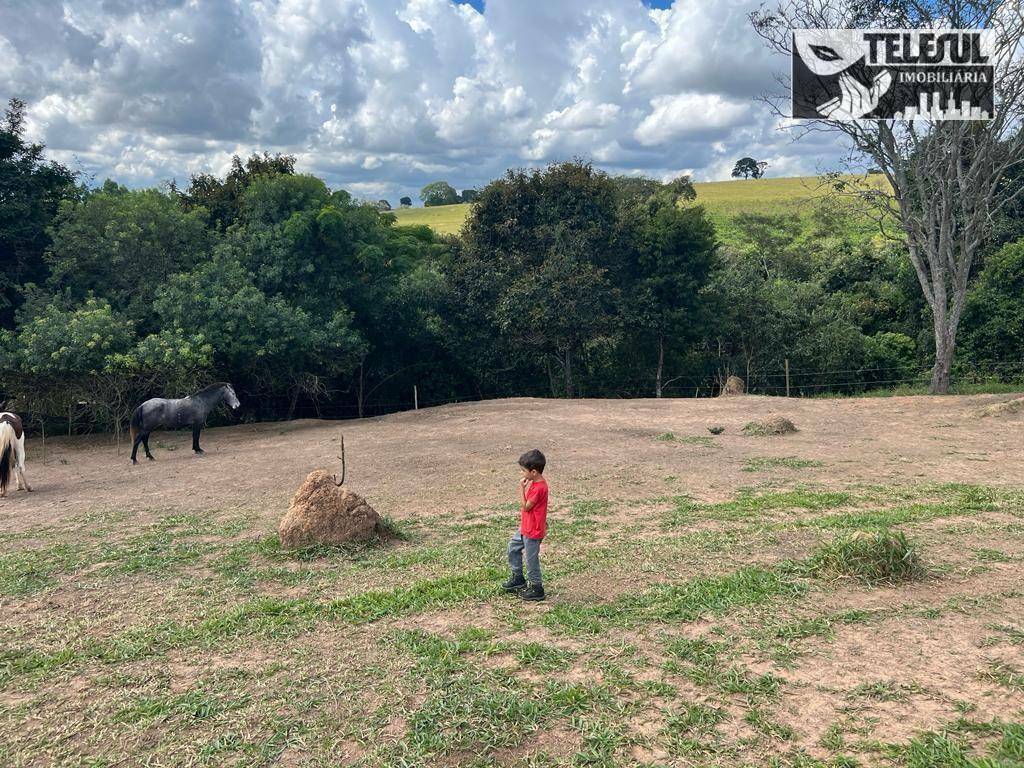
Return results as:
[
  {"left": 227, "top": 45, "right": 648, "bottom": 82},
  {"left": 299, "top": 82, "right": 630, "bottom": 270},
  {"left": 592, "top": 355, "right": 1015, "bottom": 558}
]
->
[{"left": 751, "top": 0, "right": 1024, "bottom": 392}]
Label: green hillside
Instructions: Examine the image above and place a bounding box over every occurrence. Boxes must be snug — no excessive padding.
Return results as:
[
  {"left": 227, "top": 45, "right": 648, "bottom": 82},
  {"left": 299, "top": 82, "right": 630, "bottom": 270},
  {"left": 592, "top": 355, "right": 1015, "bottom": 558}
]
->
[
  {"left": 391, "top": 175, "right": 890, "bottom": 241},
  {"left": 391, "top": 203, "right": 473, "bottom": 235}
]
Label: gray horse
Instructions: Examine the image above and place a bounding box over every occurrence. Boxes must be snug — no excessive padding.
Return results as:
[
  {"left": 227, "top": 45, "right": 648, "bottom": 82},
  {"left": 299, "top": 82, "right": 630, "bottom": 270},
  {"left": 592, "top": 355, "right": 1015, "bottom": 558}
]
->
[{"left": 130, "top": 383, "right": 240, "bottom": 464}]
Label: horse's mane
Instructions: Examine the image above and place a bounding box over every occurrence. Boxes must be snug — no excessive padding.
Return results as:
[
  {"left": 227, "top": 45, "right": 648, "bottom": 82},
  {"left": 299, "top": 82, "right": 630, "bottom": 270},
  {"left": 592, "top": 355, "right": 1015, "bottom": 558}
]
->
[{"left": 196, "top": 382, "right": 231, "bottom": 396}]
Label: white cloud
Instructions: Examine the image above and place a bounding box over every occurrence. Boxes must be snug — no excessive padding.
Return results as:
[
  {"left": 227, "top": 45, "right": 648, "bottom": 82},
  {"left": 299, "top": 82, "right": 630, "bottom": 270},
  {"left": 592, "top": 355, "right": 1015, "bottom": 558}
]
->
[
  {"left": 0, "top": 0, "right": 849, "bottom": 203},
  {"left": 635, "top": 93, "right": 751, "bottom": 145}
]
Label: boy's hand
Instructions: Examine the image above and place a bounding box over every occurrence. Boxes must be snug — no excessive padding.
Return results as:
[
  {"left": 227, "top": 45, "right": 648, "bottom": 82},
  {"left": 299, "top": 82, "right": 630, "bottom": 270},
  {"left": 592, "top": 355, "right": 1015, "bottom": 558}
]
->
[{"left": 520, "top": 477, "right": 530, "bottom": 487}]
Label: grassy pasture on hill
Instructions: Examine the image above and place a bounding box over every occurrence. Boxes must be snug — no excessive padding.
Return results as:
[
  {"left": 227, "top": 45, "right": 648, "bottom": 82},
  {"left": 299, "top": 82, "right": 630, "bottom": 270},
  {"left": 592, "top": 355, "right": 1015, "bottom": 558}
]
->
[
  {"left": 391, "top": 175, "right": 892, "bottom": 242},
  {"left": 391, "top": 202, "right": 475, "bottom": 234},
  {"left": 2, "top": 393, "right": 1024, "bottom": 766}
]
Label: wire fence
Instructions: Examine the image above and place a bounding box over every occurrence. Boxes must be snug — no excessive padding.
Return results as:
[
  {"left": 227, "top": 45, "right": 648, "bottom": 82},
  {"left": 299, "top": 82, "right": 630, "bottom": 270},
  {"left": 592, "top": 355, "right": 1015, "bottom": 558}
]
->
[{"left": 4, "top": 358, "right": 1024, "bottom": 449}]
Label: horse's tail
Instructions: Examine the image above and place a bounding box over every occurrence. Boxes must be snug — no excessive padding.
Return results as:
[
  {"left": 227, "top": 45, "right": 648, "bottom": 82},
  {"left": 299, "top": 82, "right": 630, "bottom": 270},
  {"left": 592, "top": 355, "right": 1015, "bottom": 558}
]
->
[
  {"left": 0, "top": 422, "right": 14, "bottom": 496},
  {"left": 130, "top": 404, "right": 143, "bottom": 444}
]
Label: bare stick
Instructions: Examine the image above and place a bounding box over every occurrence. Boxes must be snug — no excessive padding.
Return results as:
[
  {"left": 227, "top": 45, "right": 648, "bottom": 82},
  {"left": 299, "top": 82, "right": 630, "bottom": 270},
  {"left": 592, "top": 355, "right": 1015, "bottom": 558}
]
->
[{"left": 334, "top": 433, "right": 346, "bottom": 486}]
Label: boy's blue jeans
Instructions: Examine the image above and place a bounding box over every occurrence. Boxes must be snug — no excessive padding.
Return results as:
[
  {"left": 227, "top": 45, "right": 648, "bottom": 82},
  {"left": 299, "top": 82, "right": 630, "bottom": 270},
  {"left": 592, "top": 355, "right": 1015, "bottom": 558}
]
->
[{"left": 508, "top": 532, "right": 542, "bottom": 586}]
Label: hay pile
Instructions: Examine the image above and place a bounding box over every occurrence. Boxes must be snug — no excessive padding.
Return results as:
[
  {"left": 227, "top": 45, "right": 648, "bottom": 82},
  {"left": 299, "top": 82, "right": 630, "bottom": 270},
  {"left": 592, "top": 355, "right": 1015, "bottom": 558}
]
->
[
  {"left": 979, "top": 397, "right": 1024, "bottom": 418},
  {"left": 719, "top": 375, "right": 745, "bottom": 396},
  {"left": 279, "top": 469, "right": 382, "bottom": 549},
  {"left": 742, "top": 416, "right": 798, "bottom": 436}
]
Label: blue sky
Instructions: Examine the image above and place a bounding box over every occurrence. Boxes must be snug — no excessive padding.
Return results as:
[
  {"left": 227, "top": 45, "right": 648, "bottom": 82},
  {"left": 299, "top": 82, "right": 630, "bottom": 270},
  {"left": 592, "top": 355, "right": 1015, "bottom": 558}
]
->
[
  {"left": 0, "top": 0, "right": 844, "bottom": 203},
  {"left": 456, "top": 0, "right": 675, "bottom": 9}
]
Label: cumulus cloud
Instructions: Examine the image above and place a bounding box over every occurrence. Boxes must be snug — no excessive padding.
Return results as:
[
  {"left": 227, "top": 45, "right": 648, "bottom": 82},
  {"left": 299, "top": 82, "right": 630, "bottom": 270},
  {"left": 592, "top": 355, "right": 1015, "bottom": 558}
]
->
[
  {"left": 0, "top": 0, "right": 849, "bottom": 200},
  {"left": 635, "top": 93, "right": 751, "bottom": 145}
]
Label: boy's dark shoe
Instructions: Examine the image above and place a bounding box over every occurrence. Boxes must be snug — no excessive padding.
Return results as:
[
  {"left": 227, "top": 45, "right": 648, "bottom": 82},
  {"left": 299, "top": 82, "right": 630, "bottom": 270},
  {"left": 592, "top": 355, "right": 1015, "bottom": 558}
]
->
[
  {"left": 520, "top": 583, "right": 545, "bottom": 601},
  {"left": 502, "top": 574, "right": 527, "bottom": 592}
]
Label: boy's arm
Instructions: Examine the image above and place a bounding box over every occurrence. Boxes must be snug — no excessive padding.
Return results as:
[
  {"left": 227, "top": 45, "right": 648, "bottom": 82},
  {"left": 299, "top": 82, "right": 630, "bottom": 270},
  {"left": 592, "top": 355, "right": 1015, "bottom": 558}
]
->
[
  {"left": 520, "top": 481, "right": 536, "bottom": 512},
  {"left": 520, "top": 479, "right": 536, "bottom": 511}
]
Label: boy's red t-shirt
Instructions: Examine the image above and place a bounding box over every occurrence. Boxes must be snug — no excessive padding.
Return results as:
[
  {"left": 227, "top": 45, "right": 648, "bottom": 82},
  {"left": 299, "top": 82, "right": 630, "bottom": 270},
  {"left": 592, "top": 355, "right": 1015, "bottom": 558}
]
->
[{"left": 521, "top": 478, "right": 549, "bottom": 539}]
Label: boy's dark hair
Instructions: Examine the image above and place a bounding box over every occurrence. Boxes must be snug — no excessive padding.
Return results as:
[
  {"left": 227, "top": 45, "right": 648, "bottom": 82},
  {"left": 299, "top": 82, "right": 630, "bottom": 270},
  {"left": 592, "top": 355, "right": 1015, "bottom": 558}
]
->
[{"left": 519, "top": 449, "right": 546, "bottom": 473}]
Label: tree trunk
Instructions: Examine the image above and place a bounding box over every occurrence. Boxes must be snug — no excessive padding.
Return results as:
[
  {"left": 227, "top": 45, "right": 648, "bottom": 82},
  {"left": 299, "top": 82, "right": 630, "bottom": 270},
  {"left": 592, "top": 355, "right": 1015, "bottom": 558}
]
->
[
  {"left": 655, "top": 335, "right": 665, "bottom": 398},
  {"left": 357, "top": 361, "right": 365, "bottom": 419},
  {"left": 287, "top": 387, "right": 300, "bottom": 420},
  {"left": 929, "top": 310, "right": 957, "bottom": 394},
  {"left": 563, "top": 347, "right": 574, "bottom": 398}
]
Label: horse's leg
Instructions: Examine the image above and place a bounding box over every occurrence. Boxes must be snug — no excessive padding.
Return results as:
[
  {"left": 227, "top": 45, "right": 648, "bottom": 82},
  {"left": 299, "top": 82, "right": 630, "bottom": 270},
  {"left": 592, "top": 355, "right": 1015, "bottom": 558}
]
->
[
  {"left": 15, "top": 438, "right": 30, "bottom": 492},
  {"left": 142, "top": 432, "right": 155, "bottom": 460},
  {"left": 131, "top": 432, "right": 145, "bottom": 464},
  {"left": 192, "top": 425, "right": 204, "bottom": 455}
]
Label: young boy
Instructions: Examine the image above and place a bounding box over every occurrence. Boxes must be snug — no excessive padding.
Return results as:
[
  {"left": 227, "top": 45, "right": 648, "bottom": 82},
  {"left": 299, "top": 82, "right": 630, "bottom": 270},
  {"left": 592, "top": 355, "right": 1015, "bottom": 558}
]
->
[{"left": 503, "top": 449, "right": 548, "bottom": 601}]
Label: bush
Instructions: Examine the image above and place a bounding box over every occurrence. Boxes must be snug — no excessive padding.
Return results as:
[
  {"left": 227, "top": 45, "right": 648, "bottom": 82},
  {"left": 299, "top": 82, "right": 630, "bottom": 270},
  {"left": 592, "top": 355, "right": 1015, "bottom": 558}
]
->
[{"left": 808, "top": 530, "right": 924, "bottom": 585}]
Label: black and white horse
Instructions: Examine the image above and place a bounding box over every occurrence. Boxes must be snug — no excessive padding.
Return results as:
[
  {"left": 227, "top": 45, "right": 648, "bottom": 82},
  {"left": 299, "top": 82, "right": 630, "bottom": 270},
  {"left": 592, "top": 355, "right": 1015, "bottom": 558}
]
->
[
  {"left": 0, "top": 412, "right": 32, "bottom": 497},
  {"left": 130, "top": 383, "right": 240, "bottom": 464}
]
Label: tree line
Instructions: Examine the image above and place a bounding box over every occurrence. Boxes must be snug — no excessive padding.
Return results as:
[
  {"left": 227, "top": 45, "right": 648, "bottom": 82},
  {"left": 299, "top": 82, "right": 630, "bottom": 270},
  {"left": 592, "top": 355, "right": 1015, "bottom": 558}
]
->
[{"left": 1, "top": 98, "right": 1022, "bottom": 435}]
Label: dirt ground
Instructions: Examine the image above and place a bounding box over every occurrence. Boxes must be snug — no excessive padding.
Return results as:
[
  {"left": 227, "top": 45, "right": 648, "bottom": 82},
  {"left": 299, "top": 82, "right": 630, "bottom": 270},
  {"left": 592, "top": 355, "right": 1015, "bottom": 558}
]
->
[
  {"left": 3, "top": 392, "right": 1024, "bottom": 767},
  {"left": 4, "top": 392, "right": 1023, "bottom": 532}
]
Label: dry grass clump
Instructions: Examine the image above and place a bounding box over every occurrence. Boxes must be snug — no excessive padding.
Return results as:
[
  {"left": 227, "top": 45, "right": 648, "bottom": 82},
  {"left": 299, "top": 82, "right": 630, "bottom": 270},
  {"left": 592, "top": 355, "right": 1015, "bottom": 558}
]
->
[
  {"left": 742, "top": 416, "right": 798, "bottom": 436},
  {"left": 979, "top": 397, "right": 1024, "bottom": 417},
  {"left": 808, "top": 530, "right": 925, "bottom": 585}
]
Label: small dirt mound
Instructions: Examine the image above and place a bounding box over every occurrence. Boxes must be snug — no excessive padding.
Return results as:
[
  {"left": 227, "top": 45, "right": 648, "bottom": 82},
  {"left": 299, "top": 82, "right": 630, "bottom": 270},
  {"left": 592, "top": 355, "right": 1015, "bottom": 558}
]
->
[
  {"left": 979, "top": 397, "right": 1024, "bottom": 418},
  {"left": 742, "top": 416, "right": 798, "bottom": 436},
  {"left": 719, "top": 375, "right": 745, "bottom": 396},
  {"left": 279, "top": 469, "right": 383, "bottom": 549}
]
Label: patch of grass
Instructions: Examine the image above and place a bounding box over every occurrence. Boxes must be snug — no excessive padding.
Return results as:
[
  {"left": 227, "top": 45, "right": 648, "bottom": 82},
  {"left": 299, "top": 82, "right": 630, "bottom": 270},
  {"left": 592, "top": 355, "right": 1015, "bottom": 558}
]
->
[
  {"left": 570, "top": 499, "right": 613, "bottom": 517},
  {"left": 982, "top": 661, "right": 1024, "bottom": 693},
  {"left": 894, "top": 731, "right": 974, "bottom": 767},
  {"left": 376, "top": 515, "right": 412, "bottom": 541},
  {"left": 758, "top": 609, "right": 877, "bottom": 664},
  {"left": 744, "top": 706, "right": 795, "bottom": 740},
  {"left": 852, "top": 680, "right": 906, "bottom": 702},
  {"left": 393, "top": 176, "right": 887, "bottom": 243},
  {"left": 807, "top": 530, "right": 925, "bottom": 585},
  {"left": 974, "top": 548, "right": 1013, "bottom": 563},
  {"left": 0, "top": 542, "right": 85, "bottom": 595},
  {"left": 983, "top": 624, "right": 1024, "bottom": 647},
  {"left": 391, "top": 202, "right": 473, "bottom": 234},
  {"left": 743, "top": 456, "right": 824, "bottom": 472},
  {"left": 660, "top": 488, "right": 850, "bottom": 528},
  {"left": 664, "top": 702, "right": 728, "bottom": 757},
  {"left": 706, "top": 489, "right": 850, "bottom": 520},
  {"left": 543, "top": 566, "right": 805, "bottom": 635},
  {"left": 655, "top": 431, "right": 716, "bottom": 447},
  {"left": 665, "top": 635, "right": 783, "bottom": 698},
  {"left": 1, "top": 569, "right": 502, "bottom": 684},
  {"left": 114, "top": 686, "right": 250, "bottom": 724},
  {"left": 382, "top": 628, "right": 621, "bottom": 763}
]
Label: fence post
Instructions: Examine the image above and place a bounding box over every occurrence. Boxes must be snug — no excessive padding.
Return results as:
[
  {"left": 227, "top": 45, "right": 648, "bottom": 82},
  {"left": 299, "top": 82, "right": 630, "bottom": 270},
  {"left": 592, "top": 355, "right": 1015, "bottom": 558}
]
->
[
  {"left": 414, "top": 385, "right": 419, "bottom": 410},
  {"left": 785, "top": 358, "right": 790, "bottom": 398}
]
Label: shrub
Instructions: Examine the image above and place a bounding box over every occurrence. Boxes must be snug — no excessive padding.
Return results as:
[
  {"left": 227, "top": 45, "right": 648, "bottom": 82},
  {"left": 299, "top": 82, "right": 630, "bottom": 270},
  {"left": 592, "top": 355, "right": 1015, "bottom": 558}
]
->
[{"left": 808, "top": 530, "right": 924, "bottom": 585}]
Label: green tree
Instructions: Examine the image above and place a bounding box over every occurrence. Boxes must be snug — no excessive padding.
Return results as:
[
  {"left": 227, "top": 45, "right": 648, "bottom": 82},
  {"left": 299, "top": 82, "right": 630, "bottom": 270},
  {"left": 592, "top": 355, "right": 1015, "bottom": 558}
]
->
[
  {"left": 731, "top": 157, "right": 768, "bottom": 179},
  {"left": 960, "top": 239, "right": 1024, "bottom": 373},
  {"left": 0, "top": 98, "right": 77, "bottom": 328},
  {"left": 153, "top": 255, "right": 366, "bottom": 415},
  {"left": 0, "top": 296, "right": 211, "bottom": 434},
  {"left": 619, "top": 178, "right": 718, "bottom": 396},
  {"left": 45, "top": 187, "right": 214, "bottom": 332},
  {"left": 454, "top": 161, "right": 622, "bottom": 396},
  {"left": 224, "top": 172, "right": 451, "bottom": 415},
  {"left": 176, "top": 152, "right": 295, "bottom": 230},
  {"left": 420, "top": 181, "right": 459, "bottom": 207},
  {"left": 7, "top": 296, "right": 133, "bottom": 377}
]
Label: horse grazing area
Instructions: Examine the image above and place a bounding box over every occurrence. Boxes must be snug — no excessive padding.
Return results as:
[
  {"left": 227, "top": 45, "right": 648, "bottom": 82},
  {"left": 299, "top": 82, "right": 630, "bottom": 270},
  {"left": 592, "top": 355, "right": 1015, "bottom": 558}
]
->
[{"left": 3, "top": 394, "right": 1024, "bottom": 767}]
